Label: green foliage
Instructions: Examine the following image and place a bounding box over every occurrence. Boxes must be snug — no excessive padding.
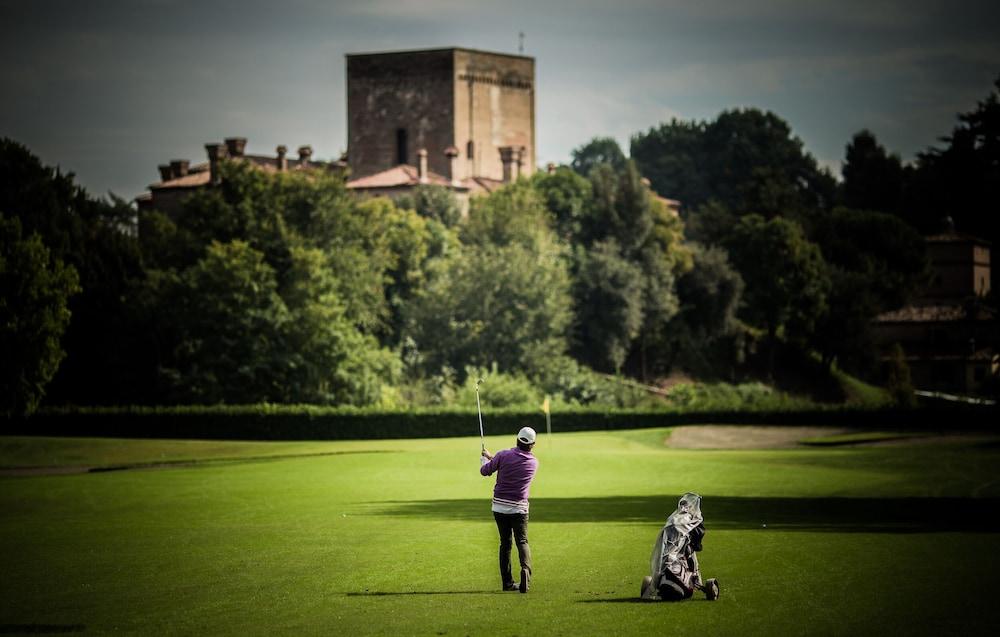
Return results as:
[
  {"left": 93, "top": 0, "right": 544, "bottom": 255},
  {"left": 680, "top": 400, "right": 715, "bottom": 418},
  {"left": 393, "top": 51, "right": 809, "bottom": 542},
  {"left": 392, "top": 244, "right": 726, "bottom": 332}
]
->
[
  {"left": 813, "top": 207, "right": 928, "bottom": 309},
  {"left": 810, "top": 207, "right": 929, "bottom": 370},
  {"left": 567, "top": 161, "right": 689, "bottom": 377},
  {"left": 529, "top": 167, "right": 592, "bottom": 242},
  {"left": 841, "top": 130, "right": 907, "bottom": 215},
  {"left": 403, "top": 181, "right": 574, "bottom": 379},
  {"left": 724, "top": 215, "right": 830, "bottom": 345},
  {"left": 139, "top": 161, "right": 408, "bottom": 405},
  {"left": 663, "top": 243, "right": 745, "bottom": 376},
  {"left": 455, "top": 365, "right": 544, "bottom": 409},
  {"left": 403, "top": 240, "right": 573, "bottom": 377},
  {"left": 583, "top": 162, "right": 652, "bottom": 253},
  {"left": 461, "top": 180, "right": 554, "bottom": 250},
  {"left": 631, "top": 108, "right": 836, "bottom": 219},
  {"left": 395, "top": 184, "right": 462, "bottom": 227},
  {"left": 571, "top": 240, "right": 644, "bottom": 372},
  {"left": 0, "top": 137, "right": 147, "bottom": 405},
  {"left": 665, "top": 381, "right": 815, "bottom": 411},
  {"left": 570, "top": 136, "right": 626, "bottom": 176},
  {"left": 0, "top": 215, "right": 81, "bottom": 416},
  {"left": 909, "top": 74, "right": 1000, "bottom": 240}
]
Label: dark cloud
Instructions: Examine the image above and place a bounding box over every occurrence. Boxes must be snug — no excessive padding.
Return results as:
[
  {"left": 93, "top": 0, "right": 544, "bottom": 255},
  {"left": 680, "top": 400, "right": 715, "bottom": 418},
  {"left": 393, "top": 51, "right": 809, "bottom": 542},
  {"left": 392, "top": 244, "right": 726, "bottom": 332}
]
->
[{"left": 1, "top": 0, "right": 997, "bottom": 197}]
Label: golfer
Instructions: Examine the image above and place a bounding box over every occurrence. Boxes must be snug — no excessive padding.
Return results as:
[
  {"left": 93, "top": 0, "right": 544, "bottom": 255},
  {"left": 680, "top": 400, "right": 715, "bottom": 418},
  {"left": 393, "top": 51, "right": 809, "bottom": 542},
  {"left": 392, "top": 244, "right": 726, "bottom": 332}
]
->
[{"left": 480, "top": 426, "right": 539, "bottom": 593}]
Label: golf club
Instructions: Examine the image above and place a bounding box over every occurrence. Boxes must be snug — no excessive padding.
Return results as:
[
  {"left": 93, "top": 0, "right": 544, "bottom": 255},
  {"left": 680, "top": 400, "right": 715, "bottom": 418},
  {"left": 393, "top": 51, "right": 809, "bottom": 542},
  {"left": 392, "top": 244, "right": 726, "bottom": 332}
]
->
[{"left": 475, "top": 377, "right": 485, "bottom": 452}]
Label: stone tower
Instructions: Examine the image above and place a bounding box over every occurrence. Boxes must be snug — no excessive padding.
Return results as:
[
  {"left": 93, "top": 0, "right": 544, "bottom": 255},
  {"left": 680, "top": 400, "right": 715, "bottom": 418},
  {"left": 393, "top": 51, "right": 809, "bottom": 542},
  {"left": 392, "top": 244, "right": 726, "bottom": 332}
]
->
[{"left": 346, "top": 47, "right": 535, "bottom": 183}]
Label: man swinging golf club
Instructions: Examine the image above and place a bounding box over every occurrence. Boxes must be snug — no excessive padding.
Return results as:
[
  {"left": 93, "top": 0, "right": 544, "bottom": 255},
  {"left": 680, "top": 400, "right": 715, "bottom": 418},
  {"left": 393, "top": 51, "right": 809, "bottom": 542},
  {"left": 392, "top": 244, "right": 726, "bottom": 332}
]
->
[{"left": 480, "top": 426, "right": 539, "bottom": 593}]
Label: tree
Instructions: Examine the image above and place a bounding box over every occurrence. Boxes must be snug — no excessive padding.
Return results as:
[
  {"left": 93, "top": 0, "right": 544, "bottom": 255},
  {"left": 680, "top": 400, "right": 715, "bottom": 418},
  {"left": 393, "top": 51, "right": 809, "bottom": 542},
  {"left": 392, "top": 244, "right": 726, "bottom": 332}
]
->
[
  {"left": 403, "top": 242, "right": 574, "bottom": 376},
  {"left": 724, "top": 215, "right": 830, "bottom": 376},
  {"left": 570, "top": 137, "right": 627, "bottom": 176},
  {"left": 810, "top": 207, "right": 928, "bottom": 372},
  {"left": 404, "top": 181, "right": 573, "bottom": 377},
  {"left": 461, "top": 180, "right": 554, "bottom": 251},
  {"left": 0, "top": 215, "right": 80, "bottom": 416},
  {"left": 529, "top": 167, "right": 592, "bottom": 243},
  {"left": 812, "top": 207, "right": 929, "bottom": 311},
  {"left": 280, "top": 245, "right": 401, "bottom": 405},
  {"left": 0, "top": 137, "right": 147, "bottom": 405},
  {"left": 162, "top": 240, "right": 289, "bottom": 403},
  {"left": 908, "top": 74, "right": 1000, "bottom": 281},
  {"left": 631, "top": 109, "right": 836, "bottom": 220},
  {"left": 395, "top": 184, "right": 462, "bottom": 227},
  {"left": 841, "top": 130, "right": 906, "bottom": 215},
  {"left": 663, "top": 243, "right": 745, "bottom": 377},
  {"left": 137, "top": 160, "right": 412, "bottom": 405},
  {"left": 585, "top": 162, "right": 653, "bottom": 255},
  {"left": 571, "top": 240, "right": 644, "bottom": 372}
]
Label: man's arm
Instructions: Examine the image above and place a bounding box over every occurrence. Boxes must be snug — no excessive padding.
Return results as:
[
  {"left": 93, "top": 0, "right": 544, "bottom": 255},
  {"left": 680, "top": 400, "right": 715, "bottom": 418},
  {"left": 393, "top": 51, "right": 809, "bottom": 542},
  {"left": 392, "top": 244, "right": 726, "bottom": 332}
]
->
[{"left": 480, "top": 449, "right": 501, "bottom": 476}]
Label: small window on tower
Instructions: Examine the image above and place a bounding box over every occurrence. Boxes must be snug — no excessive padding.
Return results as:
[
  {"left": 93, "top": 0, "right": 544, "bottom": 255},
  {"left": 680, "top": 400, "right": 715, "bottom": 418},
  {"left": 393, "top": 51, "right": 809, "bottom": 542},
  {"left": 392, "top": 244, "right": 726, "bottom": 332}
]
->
[
  {"left": 396, "top": 128, "right": 408, "bottom": 165},
  {"left": 466, "top": 140, "right": 475, "bottom": 159}
]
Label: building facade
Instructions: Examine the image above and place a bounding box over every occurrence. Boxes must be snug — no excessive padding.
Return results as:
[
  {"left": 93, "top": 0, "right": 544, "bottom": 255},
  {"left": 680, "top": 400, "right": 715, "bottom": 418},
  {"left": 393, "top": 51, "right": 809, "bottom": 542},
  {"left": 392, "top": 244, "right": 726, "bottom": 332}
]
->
[
  {"left": 137, "top": 137, "right": 339, "bottom": 218},
  {"left": 872, "top": 231, "right": 997, "bottom": 395},
  {"left": 346, "top": 47, "right": 535, "bottom": 184}
]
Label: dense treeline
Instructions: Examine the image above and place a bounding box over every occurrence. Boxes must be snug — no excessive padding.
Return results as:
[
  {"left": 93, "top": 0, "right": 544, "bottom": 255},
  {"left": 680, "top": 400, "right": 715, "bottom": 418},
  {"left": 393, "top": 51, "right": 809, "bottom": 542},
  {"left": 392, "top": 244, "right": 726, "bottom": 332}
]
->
[{"left": 3, "top": 76, "right": 998, "bottom": 414}]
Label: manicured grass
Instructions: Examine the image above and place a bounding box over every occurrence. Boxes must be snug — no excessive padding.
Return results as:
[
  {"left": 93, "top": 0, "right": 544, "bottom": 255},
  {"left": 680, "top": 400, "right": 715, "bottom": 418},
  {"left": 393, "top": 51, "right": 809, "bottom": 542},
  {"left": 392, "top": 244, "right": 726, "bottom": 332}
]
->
[
  {"left": 0, "top": 436, "right": 411, "bottom": 470},
  {"left": 1, "top": 429, "right": 998, "bottom": 635}
]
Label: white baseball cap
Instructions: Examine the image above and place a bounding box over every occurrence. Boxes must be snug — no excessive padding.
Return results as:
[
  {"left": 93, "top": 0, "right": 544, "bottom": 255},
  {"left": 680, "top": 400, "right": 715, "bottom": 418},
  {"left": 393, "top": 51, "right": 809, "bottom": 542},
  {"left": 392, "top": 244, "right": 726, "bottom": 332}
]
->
[{"left": 517, "top": 426, "right": 537, "bottom": 445}]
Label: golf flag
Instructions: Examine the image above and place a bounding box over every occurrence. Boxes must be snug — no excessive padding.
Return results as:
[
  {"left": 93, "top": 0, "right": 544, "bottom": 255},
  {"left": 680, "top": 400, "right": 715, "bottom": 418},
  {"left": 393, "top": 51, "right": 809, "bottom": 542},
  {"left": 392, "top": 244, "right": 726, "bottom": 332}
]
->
[{"left": 541, "top": 395, "right": 552, "bottom": 448}]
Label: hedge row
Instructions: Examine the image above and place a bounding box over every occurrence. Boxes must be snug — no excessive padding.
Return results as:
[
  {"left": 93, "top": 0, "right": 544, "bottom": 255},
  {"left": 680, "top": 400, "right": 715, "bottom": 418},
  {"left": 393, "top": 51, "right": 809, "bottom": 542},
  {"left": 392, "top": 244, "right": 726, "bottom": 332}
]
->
[{"left": 2, "top": 403, "right": 997, "bottom": 440}]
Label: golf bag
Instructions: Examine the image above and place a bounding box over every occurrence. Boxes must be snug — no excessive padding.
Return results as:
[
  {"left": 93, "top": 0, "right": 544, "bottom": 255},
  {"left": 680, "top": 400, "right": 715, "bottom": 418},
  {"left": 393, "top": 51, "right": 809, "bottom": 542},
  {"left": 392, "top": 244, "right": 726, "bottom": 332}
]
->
[{"left": 641, "top": 492, "right": 719, "bottom": 601}]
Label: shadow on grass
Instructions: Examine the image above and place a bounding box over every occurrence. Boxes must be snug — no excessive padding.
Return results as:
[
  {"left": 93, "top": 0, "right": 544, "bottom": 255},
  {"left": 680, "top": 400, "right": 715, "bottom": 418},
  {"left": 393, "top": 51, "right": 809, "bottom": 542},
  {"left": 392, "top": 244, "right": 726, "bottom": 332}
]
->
[
  {"left": 366, "top": 495, "right": 1000, "bottom": 532},
  {"left": 345, "top": 591, "right": 497, "bottom": 596},
  {"left": 576, "top": 596, "right": 716, "bottom": 604}
]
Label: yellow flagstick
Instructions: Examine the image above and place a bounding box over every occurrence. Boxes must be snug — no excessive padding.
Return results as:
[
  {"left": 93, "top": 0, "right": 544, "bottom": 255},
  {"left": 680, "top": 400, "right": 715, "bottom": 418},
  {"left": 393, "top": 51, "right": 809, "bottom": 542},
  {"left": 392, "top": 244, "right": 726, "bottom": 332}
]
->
[{"left": 541, "top": 396, "right": 551, "bottom": 450}]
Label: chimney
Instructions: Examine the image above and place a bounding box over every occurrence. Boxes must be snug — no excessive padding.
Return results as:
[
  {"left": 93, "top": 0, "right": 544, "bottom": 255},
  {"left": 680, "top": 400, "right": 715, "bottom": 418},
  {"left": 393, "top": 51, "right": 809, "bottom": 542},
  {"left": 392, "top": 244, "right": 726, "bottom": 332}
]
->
[
  {"left": 224, "top": 137, "right": 247, "bottom": 158},
  {"left": 297, "top": 145, "right": 312, "bottom": 169},
  {"left": 158, "top": 164, "right": 172, "bottom": 182},
  {"left": 169, "top": 159, "right": 190, "bottom": 179},
  {"left": 499, "top": 146, "right": 516, "bottom": 183},
  {"left": 276, "top": 145, "right": 288, "bottom": 172},
  {"left": 444, "top": 146, "right": 460, "bottom": 187},
  {"left": 417, "top": 148, "right": 428, "bottom": 184},
  {"left": 547, "top": 162, "right": 556, "bottom": 175},
  {"left": 205, "top": 143, "right": 226, "bottom": 185}
]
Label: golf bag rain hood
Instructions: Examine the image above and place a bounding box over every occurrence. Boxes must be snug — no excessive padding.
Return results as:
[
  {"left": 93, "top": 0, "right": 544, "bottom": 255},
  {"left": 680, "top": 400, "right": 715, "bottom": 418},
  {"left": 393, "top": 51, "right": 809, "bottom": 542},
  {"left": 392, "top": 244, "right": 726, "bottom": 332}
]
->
[{"left": 644, "top": 492, "right": 705, "bottom": 600}]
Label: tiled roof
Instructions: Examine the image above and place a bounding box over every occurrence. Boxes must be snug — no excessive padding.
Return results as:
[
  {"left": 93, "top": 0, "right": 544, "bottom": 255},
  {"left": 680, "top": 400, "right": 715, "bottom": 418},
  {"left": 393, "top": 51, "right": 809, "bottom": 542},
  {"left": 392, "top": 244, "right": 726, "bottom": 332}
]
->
[
  {"left": 150, "top": 168, "right": 210, "bottom": 190},
  {"left": 149, "top": 155, "right": 345, "bottom": 190},
  {"left": 347, "top": 164, "right": 466, "bottom": 190},
  {"left": 926, "top": 232, "right": 991, "bottom": 245},
  {"left": 463, "top": 176, "right": 505, "bottom": 194},
  {"left": 875, "top": 304, "right": 968, "bottom": 323}
]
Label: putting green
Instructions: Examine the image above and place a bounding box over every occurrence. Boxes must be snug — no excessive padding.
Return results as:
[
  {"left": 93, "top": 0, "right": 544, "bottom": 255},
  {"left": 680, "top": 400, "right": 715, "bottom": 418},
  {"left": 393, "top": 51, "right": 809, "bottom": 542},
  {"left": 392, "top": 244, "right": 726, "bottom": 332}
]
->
[{"left": 1, "top": 428, "right": 998, "bottom": 635}]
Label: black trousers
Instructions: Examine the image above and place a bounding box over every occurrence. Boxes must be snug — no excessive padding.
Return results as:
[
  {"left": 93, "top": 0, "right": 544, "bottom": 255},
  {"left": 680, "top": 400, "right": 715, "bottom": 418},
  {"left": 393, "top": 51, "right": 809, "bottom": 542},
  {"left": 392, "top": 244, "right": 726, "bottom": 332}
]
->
[{"left": 493, "top": 512, "right": 532, "bottom": 587}]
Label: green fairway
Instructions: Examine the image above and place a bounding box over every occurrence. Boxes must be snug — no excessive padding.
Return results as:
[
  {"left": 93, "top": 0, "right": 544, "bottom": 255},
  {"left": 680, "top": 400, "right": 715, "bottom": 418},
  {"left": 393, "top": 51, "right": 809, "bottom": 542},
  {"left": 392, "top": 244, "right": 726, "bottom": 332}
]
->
[{"left": 2, "top": 428, "right": 999, "bottom": 635}]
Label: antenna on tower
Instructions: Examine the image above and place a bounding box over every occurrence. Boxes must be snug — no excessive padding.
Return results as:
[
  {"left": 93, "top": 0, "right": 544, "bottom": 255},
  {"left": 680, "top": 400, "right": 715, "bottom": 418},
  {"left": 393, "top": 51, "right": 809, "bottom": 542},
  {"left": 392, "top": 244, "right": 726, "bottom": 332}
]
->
[{"left": 519, "top": 31, "right": 525, "bottom": 54}]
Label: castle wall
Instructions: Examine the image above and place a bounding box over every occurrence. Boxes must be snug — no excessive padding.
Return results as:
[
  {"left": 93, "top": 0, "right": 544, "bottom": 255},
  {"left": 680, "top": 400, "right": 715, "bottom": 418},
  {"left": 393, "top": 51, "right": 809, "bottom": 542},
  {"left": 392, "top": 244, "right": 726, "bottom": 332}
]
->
[
  {"left": 453, "top": 49, "right": 534, "bottom": 181},
  {"left": 346, "top": 49, "right": 456, "bottom": 179},
  {"left": 346, "top": 48, "right": 534, "bottom": 183}
]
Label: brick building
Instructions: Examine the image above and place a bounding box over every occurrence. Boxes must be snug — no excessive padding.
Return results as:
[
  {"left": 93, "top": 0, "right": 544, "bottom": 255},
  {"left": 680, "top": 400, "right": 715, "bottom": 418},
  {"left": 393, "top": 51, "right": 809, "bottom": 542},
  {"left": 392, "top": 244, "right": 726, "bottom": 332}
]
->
[
  {"left": 137, "top": 137, "right": 341, "bottom": 217},
  {"left": 345, "top": 47, "right": 535, "bottom": 184},
  {"left": 872, "top": 230, "right": 997, "bottom": 394}
]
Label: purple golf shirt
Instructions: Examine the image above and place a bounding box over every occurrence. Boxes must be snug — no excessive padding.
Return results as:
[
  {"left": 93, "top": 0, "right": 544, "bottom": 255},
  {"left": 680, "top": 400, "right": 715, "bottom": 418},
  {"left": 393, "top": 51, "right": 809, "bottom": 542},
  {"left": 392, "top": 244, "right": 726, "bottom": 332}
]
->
[{"left": 480, "top": 447, "right": 538, "bottom": 510}]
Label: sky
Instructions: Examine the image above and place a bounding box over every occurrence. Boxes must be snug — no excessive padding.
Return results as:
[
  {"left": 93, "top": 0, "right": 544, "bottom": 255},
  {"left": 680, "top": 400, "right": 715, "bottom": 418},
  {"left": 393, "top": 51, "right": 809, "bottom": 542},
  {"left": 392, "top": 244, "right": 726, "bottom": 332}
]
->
[{"left": 1, "top": 0, "right": 999, "bottom": 200}]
